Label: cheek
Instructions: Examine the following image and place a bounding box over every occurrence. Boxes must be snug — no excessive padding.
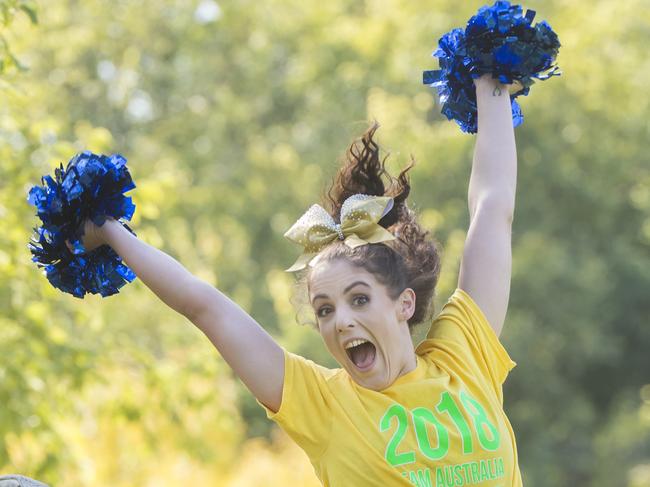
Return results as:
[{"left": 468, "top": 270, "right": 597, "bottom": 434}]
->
[
  {"left": 318, "top": 327, "right": 336, "bottom": 349},
  {"left": 320, "top": 331, "right": 346, "bottom": 360},
  {"left": 324, "top": 334, "right": 338, "bottom": 353}
]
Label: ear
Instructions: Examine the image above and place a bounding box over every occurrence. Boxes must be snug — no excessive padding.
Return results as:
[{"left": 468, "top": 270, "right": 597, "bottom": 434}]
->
[{"left": 397, "top": 288, "right": 416, "bottom": 322}]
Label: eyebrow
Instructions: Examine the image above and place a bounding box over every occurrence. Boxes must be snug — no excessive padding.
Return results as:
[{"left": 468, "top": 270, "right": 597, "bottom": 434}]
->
[{"left": 311, "top": 281, "right": 370, "bottom": 305}]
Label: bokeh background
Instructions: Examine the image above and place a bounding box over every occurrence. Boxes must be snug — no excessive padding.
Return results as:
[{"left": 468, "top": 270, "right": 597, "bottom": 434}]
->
[{"left": 1, "top": 0, "right": 649, "bottom": 485}]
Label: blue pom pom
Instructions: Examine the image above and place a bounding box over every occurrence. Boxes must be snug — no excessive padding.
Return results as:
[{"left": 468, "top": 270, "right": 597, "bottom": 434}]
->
[
  {"left": 27, "top": 151, "right": 138, "bottom": 298},
  {"left": 422, "top": 0, "right": 561, "bottom": 133}
]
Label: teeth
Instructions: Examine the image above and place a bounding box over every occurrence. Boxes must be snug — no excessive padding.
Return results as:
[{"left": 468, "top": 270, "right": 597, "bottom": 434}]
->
[{"left": 345, "top": 339, "right": 369, "bottom": 350}]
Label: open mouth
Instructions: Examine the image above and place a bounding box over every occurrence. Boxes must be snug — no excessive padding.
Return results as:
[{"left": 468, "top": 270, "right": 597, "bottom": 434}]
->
[{"left": 345, "top": 341, "right": 377, "bottom": 371}]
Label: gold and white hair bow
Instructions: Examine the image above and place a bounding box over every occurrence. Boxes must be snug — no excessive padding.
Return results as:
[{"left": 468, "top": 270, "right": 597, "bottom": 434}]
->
[{"left": 284, "top": 193, "right": 396, "bottom": 272}]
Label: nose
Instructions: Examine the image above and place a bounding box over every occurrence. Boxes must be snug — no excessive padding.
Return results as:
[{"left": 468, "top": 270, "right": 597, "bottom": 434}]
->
[
  {"left": 336, "top": 322, "right": 354, "bottom": 333},
  {"left": 335, "top": 315, "right": 355, "bottom": 333}
]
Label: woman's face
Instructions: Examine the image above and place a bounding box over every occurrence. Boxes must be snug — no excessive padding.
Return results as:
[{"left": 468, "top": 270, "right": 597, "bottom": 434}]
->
[{"left": 308, "top": 258, "right": 417, "bottom": 390}]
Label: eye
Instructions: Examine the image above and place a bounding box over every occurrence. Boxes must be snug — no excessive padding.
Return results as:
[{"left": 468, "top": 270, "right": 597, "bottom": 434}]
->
[
  {"left": 316, "top": 306, "right": 332, "bottom": 318},
  {"left": 316, "top": 295, "right": 368, "bottom": 319},
  {"left": 353, "top": 294, "right": 369, "bottom": 306}
]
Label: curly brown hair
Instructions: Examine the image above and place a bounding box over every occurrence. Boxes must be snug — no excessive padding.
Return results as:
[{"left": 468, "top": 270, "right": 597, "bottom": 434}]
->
[{"left": 291, "top": 120, "right": 443, "bottom": 334}]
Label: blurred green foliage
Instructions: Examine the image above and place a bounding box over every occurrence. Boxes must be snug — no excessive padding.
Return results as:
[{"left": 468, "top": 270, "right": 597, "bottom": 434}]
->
[
  {"left": 0, "top": 0, "right": 648, "bottom": 485},
  {"left": 0, "top": 0, "right": 37, "bottom": 76}
]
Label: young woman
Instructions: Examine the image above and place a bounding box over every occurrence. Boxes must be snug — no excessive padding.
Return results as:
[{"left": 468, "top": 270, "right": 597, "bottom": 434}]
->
[{"left": 78, "top": 73, "right": 521, "bottom": 486}]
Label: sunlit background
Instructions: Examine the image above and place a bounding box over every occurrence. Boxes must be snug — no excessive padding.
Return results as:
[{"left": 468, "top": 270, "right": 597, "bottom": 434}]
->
[{"left": 0, "top": 0, "right": 649, "bottom": 485}]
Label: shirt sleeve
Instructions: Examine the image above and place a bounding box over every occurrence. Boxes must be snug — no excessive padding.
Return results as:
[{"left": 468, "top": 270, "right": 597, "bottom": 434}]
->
[
  {"left": 416, "top": 288, "right": 517, "bottom": 403},
  {"left": 256, "top": 347, "right": 334, "bottom": 459}
]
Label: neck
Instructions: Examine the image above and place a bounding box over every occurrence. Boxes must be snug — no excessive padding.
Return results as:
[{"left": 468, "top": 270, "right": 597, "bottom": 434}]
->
[
  {"left": 397, "top": 321, "right": 417, "bottom": 378},
  {"left": 400, "top": 352, "right": 417, "bottom": 377}
]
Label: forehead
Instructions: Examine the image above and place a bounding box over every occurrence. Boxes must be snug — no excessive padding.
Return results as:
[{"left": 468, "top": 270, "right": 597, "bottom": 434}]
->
[{"left": 308, "top": 259, "right": 378, "bottom": 295}]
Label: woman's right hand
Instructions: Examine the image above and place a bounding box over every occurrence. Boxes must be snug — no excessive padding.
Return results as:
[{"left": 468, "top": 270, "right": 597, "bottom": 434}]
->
[{"left": 65, "top": 217, "right": 113, "bottom": 253}]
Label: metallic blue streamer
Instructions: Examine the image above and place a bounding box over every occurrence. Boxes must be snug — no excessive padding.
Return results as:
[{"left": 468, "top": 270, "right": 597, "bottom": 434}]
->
[
  {"left": 422, "top": 0, "right": 561, "bottom": 133},
  {"left": 27, "top": 151, "right": 138, "bottom": 298}
]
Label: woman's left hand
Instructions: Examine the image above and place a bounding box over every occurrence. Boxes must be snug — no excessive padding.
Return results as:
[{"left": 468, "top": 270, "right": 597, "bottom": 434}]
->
[{"left": 473, "top": 74, "right": 523, "bottom": 95}]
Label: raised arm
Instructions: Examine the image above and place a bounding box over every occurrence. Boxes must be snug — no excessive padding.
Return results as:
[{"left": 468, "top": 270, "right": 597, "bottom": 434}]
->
[
  {"left": 457, "top": 74, "right": 517, "bottom": 337},
  {"left": 94, "top": 219, "right": 285, "bottom": 412}
]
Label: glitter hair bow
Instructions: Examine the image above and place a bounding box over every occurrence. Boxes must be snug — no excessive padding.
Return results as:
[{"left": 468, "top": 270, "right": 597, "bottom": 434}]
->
[{"left": 284, "top": 194, "right": 396, "bottom": 272}]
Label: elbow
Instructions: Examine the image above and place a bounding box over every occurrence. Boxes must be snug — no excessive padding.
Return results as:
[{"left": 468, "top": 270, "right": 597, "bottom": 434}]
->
[
  {"left": 181, "top": 277, "right": 216, "bottom": 322},
  {"left": 470, "top": 193, "right": 515, "bottom": 223}
]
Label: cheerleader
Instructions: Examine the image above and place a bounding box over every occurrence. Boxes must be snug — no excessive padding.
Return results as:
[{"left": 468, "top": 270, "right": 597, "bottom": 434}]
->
[{"left": 74, "top": 72, "right": 521, "bottom": 486}]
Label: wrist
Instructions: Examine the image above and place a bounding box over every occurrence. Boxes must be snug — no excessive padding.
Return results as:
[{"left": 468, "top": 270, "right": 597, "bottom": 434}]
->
[
  {"left": 98, "top": 217, "right": 122, "bottom": 244},
  {"left": 475, "top": 75, "right": 523, "bottom": 97},
  {"left": 475, "top": 83, "right": 513, "bottom": 108}
]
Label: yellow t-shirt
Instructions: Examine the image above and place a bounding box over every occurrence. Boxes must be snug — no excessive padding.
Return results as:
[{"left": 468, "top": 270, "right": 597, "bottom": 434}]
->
[{"left": 257, "top": 288, "right": 522, "bottom": 486}]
